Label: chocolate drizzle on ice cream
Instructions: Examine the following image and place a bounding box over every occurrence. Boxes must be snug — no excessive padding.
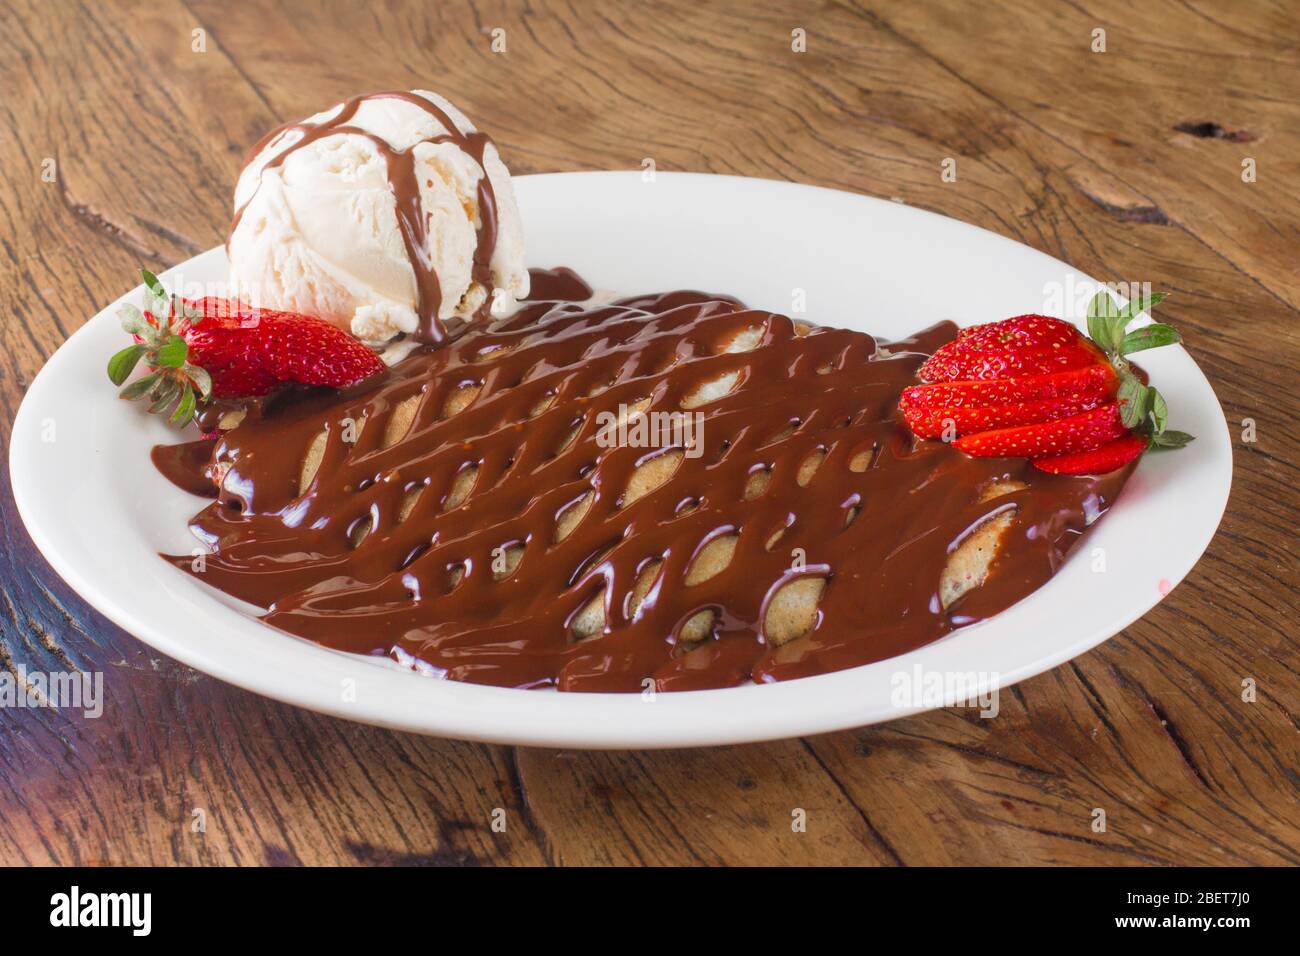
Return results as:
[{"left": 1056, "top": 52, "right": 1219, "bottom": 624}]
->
[{"left": 229, "top": 91, "right": 503, "bottom": 345}]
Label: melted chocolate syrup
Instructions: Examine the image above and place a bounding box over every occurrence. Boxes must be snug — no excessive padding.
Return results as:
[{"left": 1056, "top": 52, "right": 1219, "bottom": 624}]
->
[
  {"left": 522, "top": 267, "right": 593, "bottom": 302},
  {"left": 229, "top": 91, "right": 500, "bottom": 345},
  {"left": 151, "top": 440, "right": 218, "bottom": 499},
  {"left": 156, "top": 270, "right": 1131, "bottom": 692}
]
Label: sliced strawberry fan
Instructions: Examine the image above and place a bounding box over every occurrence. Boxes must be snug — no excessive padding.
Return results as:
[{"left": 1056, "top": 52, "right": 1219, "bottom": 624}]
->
[
  {"left": 900, "top": 289, "right": 1193, "bottom": 474},
  {"left": 107, "top": 270, "right": 384, "bottom": 425}
]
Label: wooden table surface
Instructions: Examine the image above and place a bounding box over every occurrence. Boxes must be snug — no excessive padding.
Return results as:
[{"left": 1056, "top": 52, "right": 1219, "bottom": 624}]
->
[{"left": 1, "top": 0, "right": 1296, "bottom": 866}]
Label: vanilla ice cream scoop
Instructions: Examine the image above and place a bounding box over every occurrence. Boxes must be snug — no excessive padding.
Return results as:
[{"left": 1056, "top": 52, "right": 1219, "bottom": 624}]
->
[{"left": 228, "top": 90, "right": 528, "bottom": 346}]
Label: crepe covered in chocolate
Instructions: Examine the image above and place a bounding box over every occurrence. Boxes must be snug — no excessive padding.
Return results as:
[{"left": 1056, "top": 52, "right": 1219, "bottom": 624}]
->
[{"left": 156, "top": 269, "right": 1131, "bottom": 692}]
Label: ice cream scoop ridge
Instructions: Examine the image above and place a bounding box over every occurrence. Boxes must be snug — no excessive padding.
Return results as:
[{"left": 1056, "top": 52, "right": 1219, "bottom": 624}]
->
[{"left": 228, "top": 90, "right": 528, "bottom": 346}]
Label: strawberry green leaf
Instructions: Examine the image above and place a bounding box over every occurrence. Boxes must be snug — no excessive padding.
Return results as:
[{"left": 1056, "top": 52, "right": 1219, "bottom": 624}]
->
[
  {"left": 141, "top": 271, "right": 170, "bottom": 320},
  {"left": 120, "top": 371, "right": 161, "bottom": 400},
  {"left": 107, "top": 344, "right": 146, "bottom": 385},
  {"left": 157, "top": 334, "right": 188, "bottom": 368},
  {"left": 148, "top": 293, "right": 170, "bottom": 322},
  {"left": 149, "top": 379, "right": 181, "bottom": 414},
  {"left": 1086, "top": 313, "right": 1117, "bottom": 352},
  {"left": 187, "top": 364, "right": 213, "bottom": 399},
  {"left": 1086, "top": 290, "right": 1122, "bottom": 321},
  {"left": 1117, "top": 376, "right": 1149, "bottom": 428},
  {"left": 117, "top": 303, "right": 153, "bottom": 338},
  {"left": 1086, "top": 291, "right": 1127, "bottom": 352},
  {"left": 141, "top": 269, "right": 166, "bottom": 297},
  {"left": 171, "top": 387, "right": 197, "bottom": 425},
  {"left": 1150, "top": 388, "right": 1169, "bottom": 433},
  {"left": 1096, "top": 318, "right": 1127, "bottom": 353},
  {"left": 1120, "top": 292, "right": 1169, "bottom": 321},
  {"left": 1151, "top": 430, "right": 1195, "bottom": 449},
  {"left": 1121, "top": 323, "right": 1181, "bottom": 355}
]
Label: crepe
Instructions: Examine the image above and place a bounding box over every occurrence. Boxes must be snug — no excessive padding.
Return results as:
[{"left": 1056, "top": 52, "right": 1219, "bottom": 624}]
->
[{"left": 166, "top": 278, "right": 1128, "bottom": 691}]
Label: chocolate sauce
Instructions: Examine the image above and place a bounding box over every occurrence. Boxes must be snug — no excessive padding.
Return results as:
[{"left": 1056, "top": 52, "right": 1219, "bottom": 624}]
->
[
  {"left": 522, "top": 267, "right": 593, "bottom": 302},
  {"left": 229, "top": 91, "right": 500, "bottom": 345},
  {"left": 157, "top": 271, "right": 1131, "bottom": 692},
  {"left": 151, "top": 439, "right": 218, "bottom": 499}
]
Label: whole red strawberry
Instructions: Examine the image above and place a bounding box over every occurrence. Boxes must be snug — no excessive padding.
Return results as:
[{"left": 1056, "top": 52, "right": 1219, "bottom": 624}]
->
[
  {"left": 899, "top": 293, "right": 1193, "bottom": 474},
  {"left": 108, "top": 271, "right": 385, "bottom": 423}
]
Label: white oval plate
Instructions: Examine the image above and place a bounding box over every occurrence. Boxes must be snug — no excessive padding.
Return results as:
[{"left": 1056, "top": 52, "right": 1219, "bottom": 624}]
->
[{"left": 10, "top": 172, "right": 1231, "bottom": 748}]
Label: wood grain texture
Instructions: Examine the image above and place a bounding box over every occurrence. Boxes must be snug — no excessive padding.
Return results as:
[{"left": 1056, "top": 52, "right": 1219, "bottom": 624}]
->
[{"left": 0, "top": 0, "right": 1296, "bottom": 866}]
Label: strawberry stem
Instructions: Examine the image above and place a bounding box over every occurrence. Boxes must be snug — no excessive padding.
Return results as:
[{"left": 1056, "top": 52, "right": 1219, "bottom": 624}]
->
[
  {"left": 1085, "top": 290, "right": 1194, "bottom": 452},
  {"left": 108, "top": 269, "right": 213, "bottom": 426}
]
